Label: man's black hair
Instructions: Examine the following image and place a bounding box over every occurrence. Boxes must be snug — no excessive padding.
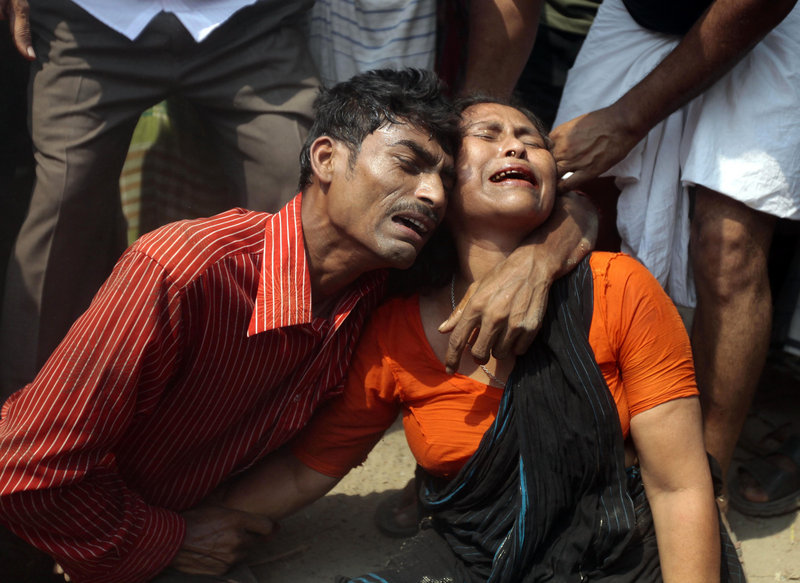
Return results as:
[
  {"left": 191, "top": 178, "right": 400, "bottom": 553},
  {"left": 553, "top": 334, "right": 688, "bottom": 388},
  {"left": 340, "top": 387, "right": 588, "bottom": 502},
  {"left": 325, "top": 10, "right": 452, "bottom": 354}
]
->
[{"left": 298, "top": 68, "right": 460, "bottom": 190}]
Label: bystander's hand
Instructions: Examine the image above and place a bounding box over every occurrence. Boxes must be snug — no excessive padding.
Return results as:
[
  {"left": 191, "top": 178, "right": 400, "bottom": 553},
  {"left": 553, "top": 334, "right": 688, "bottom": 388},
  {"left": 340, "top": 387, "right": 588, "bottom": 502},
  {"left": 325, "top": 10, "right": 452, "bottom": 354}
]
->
[
  {"left": 550, "top": 105, "right": 645, "bottom": 193},
  {"left": 171, "top": 505, "right": 275, "bottom": 576},
  {"left": 0, "top": 0, "right": 34, "bottom": 59}
]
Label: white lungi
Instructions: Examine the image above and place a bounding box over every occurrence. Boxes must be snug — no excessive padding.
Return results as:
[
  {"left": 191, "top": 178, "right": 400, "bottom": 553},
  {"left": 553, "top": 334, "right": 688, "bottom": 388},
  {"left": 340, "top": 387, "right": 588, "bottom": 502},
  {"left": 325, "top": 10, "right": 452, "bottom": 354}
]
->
[{"left": 555, "top": 0, "right": 800, "bottom": 307}]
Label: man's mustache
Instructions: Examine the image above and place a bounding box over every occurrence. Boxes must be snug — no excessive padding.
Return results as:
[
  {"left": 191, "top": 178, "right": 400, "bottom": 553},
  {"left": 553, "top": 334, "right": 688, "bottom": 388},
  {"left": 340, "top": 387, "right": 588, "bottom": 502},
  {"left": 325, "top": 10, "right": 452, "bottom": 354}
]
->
[{"left": 389, "top": 201, "right": 442, "bottom": 228}]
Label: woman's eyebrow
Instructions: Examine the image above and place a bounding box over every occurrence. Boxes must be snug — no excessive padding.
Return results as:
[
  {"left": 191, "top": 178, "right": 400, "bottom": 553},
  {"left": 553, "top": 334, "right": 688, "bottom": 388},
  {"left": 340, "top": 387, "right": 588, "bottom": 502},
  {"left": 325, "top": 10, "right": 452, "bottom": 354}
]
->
[{"left": 463, "top": 120, "right": 501, "bottom": 132}]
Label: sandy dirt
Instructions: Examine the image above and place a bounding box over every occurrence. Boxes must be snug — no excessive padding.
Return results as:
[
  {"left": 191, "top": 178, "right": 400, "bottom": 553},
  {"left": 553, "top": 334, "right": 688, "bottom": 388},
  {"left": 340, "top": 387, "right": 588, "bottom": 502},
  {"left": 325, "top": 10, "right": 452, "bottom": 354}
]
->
[{"left": 247, "top": 357, "right": 800, "bottom": 583}]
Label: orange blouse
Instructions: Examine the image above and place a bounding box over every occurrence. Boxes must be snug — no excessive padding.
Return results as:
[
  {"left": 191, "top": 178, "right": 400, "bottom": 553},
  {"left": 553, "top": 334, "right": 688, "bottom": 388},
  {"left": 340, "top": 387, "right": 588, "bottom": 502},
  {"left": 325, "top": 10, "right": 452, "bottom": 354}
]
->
[{"left": 293, "top": 253, "right": 698, "bottom": 479}]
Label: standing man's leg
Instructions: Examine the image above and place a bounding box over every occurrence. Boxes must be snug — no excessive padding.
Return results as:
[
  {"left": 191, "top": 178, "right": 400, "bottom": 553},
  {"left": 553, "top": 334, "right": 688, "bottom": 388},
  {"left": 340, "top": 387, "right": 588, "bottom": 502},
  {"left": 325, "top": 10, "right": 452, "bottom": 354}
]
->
[
  {"left": 0, "top": 0, "right": 175, "bottom": 397},
  {"left": 690, "top": 187, "right": 776, "bottom": 489},
  {"left": 183, "top": 2, "right": 318, "bottom": 212}
]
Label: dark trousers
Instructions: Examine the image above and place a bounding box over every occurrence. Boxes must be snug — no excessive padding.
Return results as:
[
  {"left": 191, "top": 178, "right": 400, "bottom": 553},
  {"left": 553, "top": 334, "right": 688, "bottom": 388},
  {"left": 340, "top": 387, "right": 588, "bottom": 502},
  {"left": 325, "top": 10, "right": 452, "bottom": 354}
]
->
[{"left": 0, "top": 0, "right": 318, "bottom": 396}]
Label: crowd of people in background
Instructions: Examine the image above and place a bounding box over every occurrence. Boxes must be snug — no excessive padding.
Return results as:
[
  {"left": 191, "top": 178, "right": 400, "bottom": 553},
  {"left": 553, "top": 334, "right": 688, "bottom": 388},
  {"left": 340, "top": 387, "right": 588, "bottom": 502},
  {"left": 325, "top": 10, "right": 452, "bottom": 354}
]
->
[{"left": 0, "top": 0, "right": 798, "bottom": 581}]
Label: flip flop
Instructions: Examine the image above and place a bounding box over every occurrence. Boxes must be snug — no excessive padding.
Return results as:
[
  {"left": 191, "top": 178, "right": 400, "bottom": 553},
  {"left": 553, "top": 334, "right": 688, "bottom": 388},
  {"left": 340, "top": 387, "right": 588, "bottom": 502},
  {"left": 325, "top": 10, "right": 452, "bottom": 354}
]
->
[
  {"left": 736, "top": 411, "right": 794, "bottom": 458},
  {"left": 729, "top": 434, "right": 800, "bottom": 517},
  {"left": 374, "top": 487, "right": 420, "bottom": 538}
]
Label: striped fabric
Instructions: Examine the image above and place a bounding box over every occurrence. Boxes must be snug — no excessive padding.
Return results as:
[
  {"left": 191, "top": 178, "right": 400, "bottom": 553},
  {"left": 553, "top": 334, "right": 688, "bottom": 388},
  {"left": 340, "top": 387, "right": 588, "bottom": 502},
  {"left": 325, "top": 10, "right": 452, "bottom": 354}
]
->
[
  {"left": 0, "top": 194, "right": 384, "bottom": 583},
  {"left": 418, "top": 259, "right": 638, "bottom": 582},
  {"left": 309, "top": 0, "right": 437, "bottom": 86}
]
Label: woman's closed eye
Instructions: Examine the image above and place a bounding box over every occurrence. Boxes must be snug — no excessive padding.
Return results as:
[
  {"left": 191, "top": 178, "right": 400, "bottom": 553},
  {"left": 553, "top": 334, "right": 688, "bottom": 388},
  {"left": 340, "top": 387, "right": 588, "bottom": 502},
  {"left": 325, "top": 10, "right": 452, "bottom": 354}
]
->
[{"left": 473, "top": 131, "right": 499, "bottom": 141}]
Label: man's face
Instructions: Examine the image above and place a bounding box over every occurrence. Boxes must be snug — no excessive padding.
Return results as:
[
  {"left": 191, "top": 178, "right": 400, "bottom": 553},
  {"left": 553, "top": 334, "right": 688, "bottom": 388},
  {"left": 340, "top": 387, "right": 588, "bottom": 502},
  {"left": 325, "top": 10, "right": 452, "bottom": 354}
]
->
[
  {"left": 451, "top": 103, "right": 556, "bottom": 231},
  {"left": 326, "top": 123, "right": 454, "bottom": 270}
]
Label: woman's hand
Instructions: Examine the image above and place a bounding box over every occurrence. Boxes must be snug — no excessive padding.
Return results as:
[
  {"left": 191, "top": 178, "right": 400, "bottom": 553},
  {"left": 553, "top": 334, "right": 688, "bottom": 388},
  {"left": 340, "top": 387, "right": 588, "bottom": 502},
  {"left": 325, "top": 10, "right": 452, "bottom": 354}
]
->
[{"left": 171, "top": 450, "right": 338, "bottom": 575}]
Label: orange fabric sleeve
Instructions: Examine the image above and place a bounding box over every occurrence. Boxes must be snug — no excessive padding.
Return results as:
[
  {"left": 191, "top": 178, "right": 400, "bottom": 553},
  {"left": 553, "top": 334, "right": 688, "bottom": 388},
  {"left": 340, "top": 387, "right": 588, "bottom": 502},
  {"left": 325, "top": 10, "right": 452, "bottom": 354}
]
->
[
  {"left": 290, "top": 304, "right": 403, "bottom": 478},
  {"left": 588, "top": 253, "right": 699, "bottom": 436}
]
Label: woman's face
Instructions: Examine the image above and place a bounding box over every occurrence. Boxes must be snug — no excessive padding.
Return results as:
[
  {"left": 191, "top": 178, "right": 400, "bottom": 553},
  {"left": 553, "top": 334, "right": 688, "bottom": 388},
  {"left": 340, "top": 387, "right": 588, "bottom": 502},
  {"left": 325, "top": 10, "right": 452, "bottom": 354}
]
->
[{"left": 451, "top": 103, "right": 557, "bottom": 232}]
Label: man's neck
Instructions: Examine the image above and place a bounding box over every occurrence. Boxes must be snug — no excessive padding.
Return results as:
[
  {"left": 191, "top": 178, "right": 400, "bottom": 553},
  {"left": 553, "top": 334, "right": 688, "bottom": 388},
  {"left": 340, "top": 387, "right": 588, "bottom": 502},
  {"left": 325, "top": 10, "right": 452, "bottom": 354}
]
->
[{"left": 300, "top": 189, "right": 378, "bottom": 316}]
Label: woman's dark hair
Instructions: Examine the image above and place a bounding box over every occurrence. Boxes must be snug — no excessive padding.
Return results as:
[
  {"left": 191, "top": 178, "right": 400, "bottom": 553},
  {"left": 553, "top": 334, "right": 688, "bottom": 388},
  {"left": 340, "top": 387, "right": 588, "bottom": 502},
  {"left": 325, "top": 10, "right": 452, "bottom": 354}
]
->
[
  {"left": 298, "top": 68, "right": 461, "bottom": 190},
  {"left": 387, "top": 95, "right": 551, "bottom": 297}
]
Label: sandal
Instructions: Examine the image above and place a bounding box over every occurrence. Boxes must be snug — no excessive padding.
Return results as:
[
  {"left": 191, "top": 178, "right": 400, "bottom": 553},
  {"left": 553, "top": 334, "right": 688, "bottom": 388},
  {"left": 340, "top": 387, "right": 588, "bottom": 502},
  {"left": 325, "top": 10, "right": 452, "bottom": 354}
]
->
[
  {"left": 729, "top": 434, "right": 800, "bottom": 517},
  {"left": 374, "top": 478, "right": 420, "bottom": 538},
  {"left": 736, "top": 411, "right": 794, "bottom": 457}
]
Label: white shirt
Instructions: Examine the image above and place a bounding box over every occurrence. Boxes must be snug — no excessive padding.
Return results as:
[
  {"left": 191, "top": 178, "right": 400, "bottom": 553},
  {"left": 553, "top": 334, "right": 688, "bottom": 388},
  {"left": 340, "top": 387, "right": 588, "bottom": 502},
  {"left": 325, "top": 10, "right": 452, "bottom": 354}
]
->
[{"left": 70, "top": 0, "right": 259, "bottom": 42}]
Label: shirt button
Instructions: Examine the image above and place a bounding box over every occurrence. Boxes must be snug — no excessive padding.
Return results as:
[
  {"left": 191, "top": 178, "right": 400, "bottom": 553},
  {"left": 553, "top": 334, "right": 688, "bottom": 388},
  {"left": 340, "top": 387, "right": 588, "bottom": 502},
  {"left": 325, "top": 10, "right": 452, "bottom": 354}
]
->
[{"left": 293, "top": 395, "right": 301, "bottom": 402}]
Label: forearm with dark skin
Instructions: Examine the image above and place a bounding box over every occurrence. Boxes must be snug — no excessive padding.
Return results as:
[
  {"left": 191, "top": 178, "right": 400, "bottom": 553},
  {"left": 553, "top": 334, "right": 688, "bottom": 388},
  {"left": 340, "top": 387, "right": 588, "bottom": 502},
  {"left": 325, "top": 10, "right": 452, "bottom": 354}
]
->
[
  {"left": 441, "top": 190, "right": 597, "bottom": 372},
  {"left": 221, "top": 449, "right": 339, "bottom": 521},
  {"left": 171, "top": 450, "right": 336, "bottom": 576},
  {"left": 551, "top": 0, "right": 798, "bottom": 191},
  {"left": 461, "top": 0, "right": 544, "bottom": 99}
]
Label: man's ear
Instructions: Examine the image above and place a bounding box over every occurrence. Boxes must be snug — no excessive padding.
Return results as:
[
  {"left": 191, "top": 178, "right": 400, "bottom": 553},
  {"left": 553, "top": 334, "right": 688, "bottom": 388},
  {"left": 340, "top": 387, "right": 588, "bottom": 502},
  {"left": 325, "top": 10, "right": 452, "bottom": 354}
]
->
[{"left": 309, "top": 136, "right": 339, "bottom": 187}]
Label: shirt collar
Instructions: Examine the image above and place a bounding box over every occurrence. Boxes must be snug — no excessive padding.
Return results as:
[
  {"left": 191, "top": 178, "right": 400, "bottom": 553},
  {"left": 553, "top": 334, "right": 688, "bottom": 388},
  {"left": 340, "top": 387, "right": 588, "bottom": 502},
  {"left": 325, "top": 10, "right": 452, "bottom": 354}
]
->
[
  {"left": 247, "top": 194, "right": 387, "bottom": 336},
  {"left": 248, "top": 193, "right": 312, "bottom": 336}
]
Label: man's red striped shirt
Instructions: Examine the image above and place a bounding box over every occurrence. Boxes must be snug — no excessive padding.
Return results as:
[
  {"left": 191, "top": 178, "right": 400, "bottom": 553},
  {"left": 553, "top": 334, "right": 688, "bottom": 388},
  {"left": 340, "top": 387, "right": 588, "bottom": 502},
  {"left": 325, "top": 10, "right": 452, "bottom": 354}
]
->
[{"left": 0, "top": 194, "right": 384, "bottom": 582}]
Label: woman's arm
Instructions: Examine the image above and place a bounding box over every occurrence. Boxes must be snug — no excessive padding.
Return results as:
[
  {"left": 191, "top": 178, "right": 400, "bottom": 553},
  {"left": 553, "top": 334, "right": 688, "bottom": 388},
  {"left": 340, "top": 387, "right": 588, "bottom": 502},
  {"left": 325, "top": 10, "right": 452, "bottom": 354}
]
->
[
  {"left": 602, "top": 254, "right": 719, "bottom": 581},
  {"left": 630, "top": 397, "right": 720, "bottom": 583},
  {"left": 172, "top": 301, "right": 406, "bottom": 574}
]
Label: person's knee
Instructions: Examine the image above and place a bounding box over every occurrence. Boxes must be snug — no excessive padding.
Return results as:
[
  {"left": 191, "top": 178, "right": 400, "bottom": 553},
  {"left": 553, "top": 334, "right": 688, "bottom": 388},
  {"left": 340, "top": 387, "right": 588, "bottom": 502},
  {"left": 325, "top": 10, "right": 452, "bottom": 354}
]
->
[
  {"left": 690, "top": 189, "right": 774, "bottom": 303},
  {"left": 691, "top": 220, "right": 764, "bottom": 300}
]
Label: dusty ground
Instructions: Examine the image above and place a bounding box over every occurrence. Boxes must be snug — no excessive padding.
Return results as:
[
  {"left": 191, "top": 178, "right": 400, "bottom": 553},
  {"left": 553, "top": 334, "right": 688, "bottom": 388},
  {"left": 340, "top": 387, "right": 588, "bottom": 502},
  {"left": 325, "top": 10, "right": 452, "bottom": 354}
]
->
[
  {"left": 726, "top": 357, "right": 800, "bottom": 582},
  {"left": 248, "top": 356, "right": 800, "bottom": 583}
]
